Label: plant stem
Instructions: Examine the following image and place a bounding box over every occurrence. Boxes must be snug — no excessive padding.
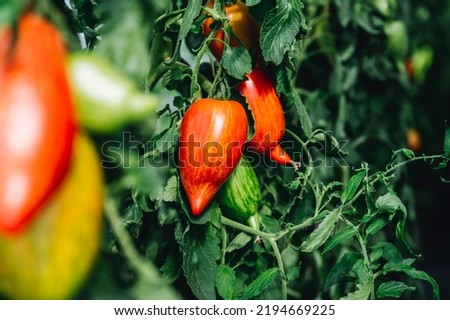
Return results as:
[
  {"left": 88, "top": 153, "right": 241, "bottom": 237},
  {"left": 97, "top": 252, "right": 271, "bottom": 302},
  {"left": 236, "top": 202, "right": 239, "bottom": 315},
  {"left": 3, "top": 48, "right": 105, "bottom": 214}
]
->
[
  {"left": 285, "top": 128, "right": 314, "bottom": 169},
  {"left": 147, "top": 61, "right": 212, "bottom": 92},
  {"left": 296, "top": 88, "right": 314, "bottom": 96},
  {"left": 341, "top": 216, "right": 375, "bottom": 299},
  {"left": 340, "top": 154, "right": 445, "bottom": 210},
  {"left": 221, "top": 216, "right": 290, "bottom": 299},
  {"left": 209, "top": 59, "right": 225, "bottom": 99},
  {"left": 221, "top": 226, "right": 228, "bottom": 265},
  {"left": 287, "top": 287, "right": 302, "bottom": 299},
  {"left": 269, "top": 238, "right": 287, "bottom": 300},
  {"left": 275, "top": 217, "right": 316, "bottom": 241},
  {"left": 220, "top": 155, "right": 445, "bottom": 299},
  {"left": 383, "top": 154, "right": 444, "bottom": 177},
  {"left": 221, "top": 216, "right": 274, "bottom": 239},
  {"left": 341, "top": 165, "right": 350, "bottom": 185},
  {"left": 190, "top": 24, "right": 220, "bottom": 101}
]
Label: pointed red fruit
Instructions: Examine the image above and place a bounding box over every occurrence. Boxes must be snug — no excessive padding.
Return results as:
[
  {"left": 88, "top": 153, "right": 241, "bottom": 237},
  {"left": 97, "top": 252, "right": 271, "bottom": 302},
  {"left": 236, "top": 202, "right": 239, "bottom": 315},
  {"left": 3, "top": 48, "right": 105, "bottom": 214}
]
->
[
  {"left": 237, "top": 69, "right": 294, "bottom": 166},
  {"left": 179, "top": 99, "right": 248, "bottom": 215}
]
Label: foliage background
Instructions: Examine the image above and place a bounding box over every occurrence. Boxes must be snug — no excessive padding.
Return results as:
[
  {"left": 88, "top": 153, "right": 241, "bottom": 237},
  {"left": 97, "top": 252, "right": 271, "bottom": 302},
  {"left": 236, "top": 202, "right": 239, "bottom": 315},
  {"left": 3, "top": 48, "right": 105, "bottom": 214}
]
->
[
  {"left": 10, "top": 0, "right": 448, "bottom": 299},
  {"left": 80, "top": 0, "right": 449, "bottom": 300},
  {"left": 405, "top": 0, "right": 450, "bottom": 299}
]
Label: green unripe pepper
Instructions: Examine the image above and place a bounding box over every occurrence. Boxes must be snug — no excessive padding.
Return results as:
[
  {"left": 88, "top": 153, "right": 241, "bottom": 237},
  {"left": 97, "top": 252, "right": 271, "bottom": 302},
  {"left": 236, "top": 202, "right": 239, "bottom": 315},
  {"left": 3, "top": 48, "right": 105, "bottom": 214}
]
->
[
  {"left": 384, "top": 20, "right": 408, "bottom": 60},
  {"left": 217, "top": 157, "right": 260, "bottom": 230},
  {"left": 410, "top": 46, "right": 434, "bottom": 83},
  {"left": 67, "top": 53, "right": 158, "bottom": 134}
]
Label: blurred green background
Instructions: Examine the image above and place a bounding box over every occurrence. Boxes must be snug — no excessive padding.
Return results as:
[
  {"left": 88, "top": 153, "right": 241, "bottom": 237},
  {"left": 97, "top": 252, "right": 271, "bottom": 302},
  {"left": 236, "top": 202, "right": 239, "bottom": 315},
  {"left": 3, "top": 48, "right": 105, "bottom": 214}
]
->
[{"left": 408, "top": 0, "right": 450, "bottom": 299}]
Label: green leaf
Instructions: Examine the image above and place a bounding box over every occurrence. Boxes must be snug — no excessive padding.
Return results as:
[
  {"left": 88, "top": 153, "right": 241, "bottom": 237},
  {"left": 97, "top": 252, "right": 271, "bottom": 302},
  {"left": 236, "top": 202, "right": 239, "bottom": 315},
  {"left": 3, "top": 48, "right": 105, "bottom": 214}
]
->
[
  {"left": 259, "top": 277, "right": 283, "bottom": 300},
  {"left": 370, "top": 242, "right": 402, "bottom": 263},
  {"left": 121, "top": 204, "right": 143, "bottom": 239},
  {"left": 260, "top": 0, "right": 307, "bottom": 65},
  {"left": 157, "top": 200, "right": 178, "bottom": 225},
  {"left": 355, "top": 8, "right": 381, "bottom": 35},
  {"left": 341, "top": 281, "right": 372, "bottom": 300},
  {"left": 369, "top": 247, "right": 383, "bottom": 262},
  {"left": 287, "top": 265, "right": 301, "bottom": 282},
  {"left": 259, "top": 214, "right": 281, "bottom": 233},
  {"left": 180, "top": 185, "right": 221, "bottom": 225},
  {"left": 160, "top": 248, "right": 181, "bottom": 284},
  {"left": 131, "top": 188, "right": 153, "bottom": 212},
  {"left": 322, "top": 226, "right": 357, "bottom": 254},
  {"left": 130, "top": 162, "right": 166, "bottom": 203},
  {"left": 227, "top": 232, "right": 253, "bottom": 252},
  {"left": 352, "top": 259, "right": 373, "bottom": 283},
  {"left": 0, "top": 0, "right": 21, "bottom": 26},
  {"left": 322, "top": 131, "right": 349, "bottom": 158},
  {"left": 181, "top": 224, "right": 221, "bottom": 300},
  {"left": 95, "top": 1, "right": 154, "bottom": 81},
  {"left": 275, "top": 67, "right": 312, "bottom": 138},
  {"left": 167, "top": 0, "right": 202, "bottom": 64},
  {"left": 366, "top": 217, "right": 389, "bottom": 235},
  {"left": 222, "top": 46, "right": 252, "bottom": 80},
  {"left": 216, "top": 265, "right": 236, "bottom": 300},
  {"left": 312, "top": 209, "right": 330, "bottom": 223},
  {"left": 174, "top": 220, "right": 187, "bottom": 243},
  {"left": 383, "top": 258, "right": 415, "bottom": 272},
  {"left": 403, "top": 268, "right": 440, "bottom": 299},
  {"left": 161, "top": 68, "right": 190, "bottom": 92},
  {"left": 382, "top": 261, "right": 440, "bottom": 299},
  {"left": 364, "top": 175, "right": 377, "bottom": 214},
  {"left": 395, "top": 215, "right": 420, "bottom": 257},
  {"left": 444, "top": 125, "right": 450, "bottom": 158},
  {"left": 341, "top": 170, "right": 365, "bottom": 203},
  {"left": 155, "top": 125, "right": 179, "bottom": 154},
  {"left": 375, "top": 193, "right": 417, "bottom": 256},
  {"left": 376, "top": 281, "right": 415, "bottom": 299},
  {"left": 341, "top": 66, "right": 359, "bottom": 91},
  {"left": 293, "top": 92, "right": 313, "bottom": 138},
  {"left": 240, "top": 268, "right": 280, "bottom": 300},
  {"left": 163, "top": 175, "right": 178, "bottom": 202},
  {"left": 324, "top": 253, "right": 359, "bottom": 291},
  {"left": 375, "top": 193, "right": 405, "bottom": 213},
  {"left": 399, "top": 148, "right": 415, "bottom": 159},
  {"left": 300, "top": 209, "right": 340, "bottom": 252},
  {"left": 341, "top": 259, "right": 373, "bottom": 300},
  {"left": 281, "top": 246, "right": 299, "bottom": 268}
]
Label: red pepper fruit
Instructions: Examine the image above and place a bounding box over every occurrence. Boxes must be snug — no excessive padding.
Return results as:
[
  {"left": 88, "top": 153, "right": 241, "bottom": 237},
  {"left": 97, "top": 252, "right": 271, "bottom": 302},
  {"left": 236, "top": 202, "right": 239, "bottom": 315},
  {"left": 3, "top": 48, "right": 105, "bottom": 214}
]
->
[
  {"left": 179, "top": 98, "right": 248, "bottom": 215},
  {"left": 237, "top": 69, "right": 294, "bottom": 166},
  {"left": 0, "top": 134, "right": 103, "bottom": 299},
  {"left": 270, "top": 145, "right": 293, "bottom": 166},
  {"left": 0, "top": 14, "right": 76, "bottom": 233},
  {"left": 202, "top": 0, "right": 260, "bottom": 61}
]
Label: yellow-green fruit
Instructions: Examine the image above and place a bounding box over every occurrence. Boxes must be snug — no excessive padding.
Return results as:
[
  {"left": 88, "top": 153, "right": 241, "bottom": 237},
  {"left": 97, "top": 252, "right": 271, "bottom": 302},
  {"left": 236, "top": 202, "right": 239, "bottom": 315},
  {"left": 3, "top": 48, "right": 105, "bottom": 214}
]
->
[{"left": 0, "top": 134, "right": 104, "bottom": 299}]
